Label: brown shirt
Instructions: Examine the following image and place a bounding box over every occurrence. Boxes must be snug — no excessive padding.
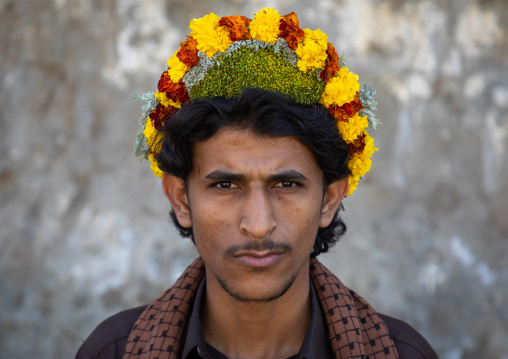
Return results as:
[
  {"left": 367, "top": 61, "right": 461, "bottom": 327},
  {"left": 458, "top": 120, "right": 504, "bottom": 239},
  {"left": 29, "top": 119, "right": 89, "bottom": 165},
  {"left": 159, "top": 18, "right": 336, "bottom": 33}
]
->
[{"left": 76, "top": 279, "right": 438, "bottom": 359}]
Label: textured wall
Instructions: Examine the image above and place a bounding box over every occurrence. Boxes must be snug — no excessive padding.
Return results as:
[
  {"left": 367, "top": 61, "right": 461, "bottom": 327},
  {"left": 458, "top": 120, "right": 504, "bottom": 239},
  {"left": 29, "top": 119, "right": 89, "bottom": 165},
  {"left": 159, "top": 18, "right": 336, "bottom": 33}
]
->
[{"left": 1, "top": 0, "right": 507, "bottom": 358}]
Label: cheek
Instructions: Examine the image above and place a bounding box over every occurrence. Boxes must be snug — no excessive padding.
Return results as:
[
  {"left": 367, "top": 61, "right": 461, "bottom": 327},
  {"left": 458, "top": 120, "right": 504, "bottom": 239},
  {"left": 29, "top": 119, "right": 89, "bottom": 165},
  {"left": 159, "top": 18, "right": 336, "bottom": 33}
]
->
[
  {"left": 287, "top": 195, "right": 322, "bottom": 220},
  {"left": 278, "top": 202, "right": 322, "bottom": 236},
  {"left": 191, "top": 207, "right": 235, "bottom": 252}
]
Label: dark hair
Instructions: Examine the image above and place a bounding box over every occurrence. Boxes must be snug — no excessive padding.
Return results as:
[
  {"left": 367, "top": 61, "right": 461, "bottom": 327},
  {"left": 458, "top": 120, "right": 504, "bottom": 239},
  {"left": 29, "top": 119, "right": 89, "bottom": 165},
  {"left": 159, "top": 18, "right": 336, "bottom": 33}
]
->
[{"left": 155, "top": 88, "right": 349, "bottom": 256}]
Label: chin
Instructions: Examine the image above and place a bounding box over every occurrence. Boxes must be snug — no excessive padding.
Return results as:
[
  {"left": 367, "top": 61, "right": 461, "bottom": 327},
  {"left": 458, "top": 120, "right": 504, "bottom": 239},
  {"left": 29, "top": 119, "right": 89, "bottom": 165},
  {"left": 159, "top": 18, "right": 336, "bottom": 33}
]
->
[{"left": 216, "top": 272, "right": 298, "bottom": 303}]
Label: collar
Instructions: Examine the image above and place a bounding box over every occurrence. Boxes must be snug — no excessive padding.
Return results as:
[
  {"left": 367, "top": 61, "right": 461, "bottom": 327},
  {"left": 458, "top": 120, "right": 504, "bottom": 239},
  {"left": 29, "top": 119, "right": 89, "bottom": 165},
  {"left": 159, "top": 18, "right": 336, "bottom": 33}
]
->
[{"left": 181, "top": 276, "right": 333, "bottom": 359}]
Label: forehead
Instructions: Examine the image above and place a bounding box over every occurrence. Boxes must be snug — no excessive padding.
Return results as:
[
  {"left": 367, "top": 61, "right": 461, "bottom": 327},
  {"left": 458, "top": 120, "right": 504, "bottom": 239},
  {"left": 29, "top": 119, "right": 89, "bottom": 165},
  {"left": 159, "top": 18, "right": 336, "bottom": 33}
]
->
[{"left": 191, "top": 128, "right": 322, "bottom": 177}]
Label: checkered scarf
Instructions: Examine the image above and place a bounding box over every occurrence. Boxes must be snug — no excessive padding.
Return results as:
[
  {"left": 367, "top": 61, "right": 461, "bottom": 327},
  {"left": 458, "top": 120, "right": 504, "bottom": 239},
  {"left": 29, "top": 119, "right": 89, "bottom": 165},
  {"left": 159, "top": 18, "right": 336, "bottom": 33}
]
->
[{"left": 123, "top": 257, "right": 399, "bottom": 359}]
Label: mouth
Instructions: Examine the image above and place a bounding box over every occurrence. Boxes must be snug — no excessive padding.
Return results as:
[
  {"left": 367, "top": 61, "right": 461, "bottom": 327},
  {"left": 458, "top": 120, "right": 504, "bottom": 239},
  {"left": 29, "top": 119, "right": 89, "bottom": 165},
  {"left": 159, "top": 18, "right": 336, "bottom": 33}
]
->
[{"left": 233, "top": 250, "right": 285, "bottom": 268}]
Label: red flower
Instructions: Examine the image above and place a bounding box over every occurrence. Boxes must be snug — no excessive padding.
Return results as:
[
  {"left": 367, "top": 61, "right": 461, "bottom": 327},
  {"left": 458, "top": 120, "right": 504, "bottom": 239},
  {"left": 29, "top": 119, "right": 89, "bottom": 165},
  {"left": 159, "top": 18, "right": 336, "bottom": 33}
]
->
[
  {"left": 219, "top": 15, "right": 252, "bottom": 41},
  {"left": 157, "top": 70, "right": 172, "bottom": 93},
  {"left": 328, "top": 92, "right": 363, "bottom": 122},
  {"left": 279, "top": 12, "right": 305, "bottom": 50},
  {"left": 168, "top": 83, "right": 190, "bottom": 104},
  {"left": 177, "top": 36, "right": 199, "bottom": 68},
  {"left": 149, "top": 103, "right": 177, "bottom": 130},
  {"left": 157, "top": 70, "right": 190, "bottom": 105},
  {"left": 346, "top": 133, "right": 367, "bottom": 156},
  {"left": 320, "top": 42, "right": 341, "bottom": 82}
]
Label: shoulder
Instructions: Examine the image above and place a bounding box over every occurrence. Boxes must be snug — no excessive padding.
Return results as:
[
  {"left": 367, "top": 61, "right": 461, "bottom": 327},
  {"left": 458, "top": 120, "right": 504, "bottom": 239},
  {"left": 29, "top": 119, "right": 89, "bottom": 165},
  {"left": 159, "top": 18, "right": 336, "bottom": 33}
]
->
[
  {"left": 75, "top": 305, "right": 147, "bottom": 359},
  {"left": 378, "top": 313, "right": 439, "bottom": 359}
]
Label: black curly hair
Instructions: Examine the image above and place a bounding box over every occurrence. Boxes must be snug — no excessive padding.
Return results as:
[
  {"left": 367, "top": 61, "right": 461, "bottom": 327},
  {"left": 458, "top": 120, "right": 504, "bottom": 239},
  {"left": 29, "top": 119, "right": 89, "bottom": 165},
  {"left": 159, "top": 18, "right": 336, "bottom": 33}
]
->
[{"left": 155, "top": 88, "right": 350, "bottom": 256}]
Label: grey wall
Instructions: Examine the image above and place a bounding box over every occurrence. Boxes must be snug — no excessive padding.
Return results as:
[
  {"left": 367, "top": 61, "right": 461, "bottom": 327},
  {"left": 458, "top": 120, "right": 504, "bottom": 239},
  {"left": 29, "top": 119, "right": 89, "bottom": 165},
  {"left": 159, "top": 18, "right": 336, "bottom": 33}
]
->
[{"left": 1, "top": 0, "right": 507, "bottom": 358}]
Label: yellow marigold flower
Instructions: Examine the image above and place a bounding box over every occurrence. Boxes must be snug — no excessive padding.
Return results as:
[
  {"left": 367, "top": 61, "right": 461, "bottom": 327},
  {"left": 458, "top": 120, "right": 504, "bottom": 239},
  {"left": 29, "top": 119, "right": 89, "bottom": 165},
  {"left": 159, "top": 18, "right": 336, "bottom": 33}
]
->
[
  {"left": 348, "top": 132, "right": 377, "bottom": 179},
  {"left": 349, "top": 155, "right": 372, "bottom": 178},
  {"left": 249, "top": 7, "right": 281, "bottom": 43},
  {"left": 144, "top": 116, "right": 157, "bottom": 146},
  {"left": 154, "top": 92, "right": 181, "bottom": 109},
  {"left": 295, "top": 28, "right": 328, "bottom": 72},
  {"left": 347, "top": 134, "right": 377, "bottom": 197},
  {"left": 363, "top": 132, "right": 377, "bottom": 157},
  {"left": 320, "top": 67, "right": 360, "bottom": 107},
  {"left": 347, "top": 176, "right": 360, "bottom": 197},
  {"left": 190, "top": 13, "right": 232, "bottom": 58},
  {"left": 144, "top": 117, "right": 164, "bottom": 178},
  {"left": 148, "top": 153, "right": 164, "bottom": 178},
  {"left": 337, "top": 113, "right": 369, "bottom": 142},
  {"left": 166, "top": 51, "right": 189, "bottom": 83},
  {"left": 144, "top": 116, "right": 162, "bottom": 153}
]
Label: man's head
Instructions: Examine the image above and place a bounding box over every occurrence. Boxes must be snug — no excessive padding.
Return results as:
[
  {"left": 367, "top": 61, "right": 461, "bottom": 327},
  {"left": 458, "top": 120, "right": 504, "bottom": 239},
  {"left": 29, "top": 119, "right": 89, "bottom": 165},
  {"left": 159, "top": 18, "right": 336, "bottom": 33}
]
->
[
  {"left": 158, "top": 91, "right": 350, "bottom": 301},
  {"left": 156, "top": 88, "right": 349, "bottom": 256}
]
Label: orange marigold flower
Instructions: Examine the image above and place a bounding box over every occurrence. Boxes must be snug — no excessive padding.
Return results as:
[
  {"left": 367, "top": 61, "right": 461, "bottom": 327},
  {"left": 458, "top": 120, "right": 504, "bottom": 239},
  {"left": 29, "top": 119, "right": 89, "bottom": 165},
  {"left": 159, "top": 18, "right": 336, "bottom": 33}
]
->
[
  {"left": 219, "top": 15, "right": 252, "bottom": 41},
  {"left": 177, "top": 36, "right": 199, "bottom": 67},
  {"left": 279, "top": 12, "right": 305, "bottom": 50},
  {"left": 157, "top": 70, "right": 190, "bottom": 105},
  {"left": 166, "top": 82, "right": 190, "bottom": 105},
  {"left": 149, "top": 103, "right": 177, "bottom": 130},
  {"left": 320, "top": 42, "right": 341, "bottom": 82},
  {"left": 157, "top": 70, "right": 172, "bottom": 93},
  {"left": 328, "top": 92, "right": 363, "bottom": 122},
  {"left": 346, "top": 132, "right": 367, "bottom": 156}
]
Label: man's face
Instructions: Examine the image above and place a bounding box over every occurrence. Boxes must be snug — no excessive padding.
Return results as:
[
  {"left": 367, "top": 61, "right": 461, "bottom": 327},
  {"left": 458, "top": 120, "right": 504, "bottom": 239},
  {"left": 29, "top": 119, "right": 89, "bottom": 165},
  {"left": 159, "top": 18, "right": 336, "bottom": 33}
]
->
[{"left": 168, "top": 128, "right": 341, "bottom": 302}]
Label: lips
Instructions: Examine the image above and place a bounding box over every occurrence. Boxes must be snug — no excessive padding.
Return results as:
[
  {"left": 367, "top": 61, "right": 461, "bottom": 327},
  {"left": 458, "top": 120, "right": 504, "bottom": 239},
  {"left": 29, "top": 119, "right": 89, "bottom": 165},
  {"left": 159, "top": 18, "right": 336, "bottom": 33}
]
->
[{"left": 234, "top": 250, "right": 285, "bottom": 268}]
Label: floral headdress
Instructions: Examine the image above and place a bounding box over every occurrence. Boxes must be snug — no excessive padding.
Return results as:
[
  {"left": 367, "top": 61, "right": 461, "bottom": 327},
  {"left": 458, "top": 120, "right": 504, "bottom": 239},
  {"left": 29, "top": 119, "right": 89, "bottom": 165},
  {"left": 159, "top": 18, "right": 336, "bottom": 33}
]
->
[{"left": 134, "top": 8, "right": 379, "bottom": 197}]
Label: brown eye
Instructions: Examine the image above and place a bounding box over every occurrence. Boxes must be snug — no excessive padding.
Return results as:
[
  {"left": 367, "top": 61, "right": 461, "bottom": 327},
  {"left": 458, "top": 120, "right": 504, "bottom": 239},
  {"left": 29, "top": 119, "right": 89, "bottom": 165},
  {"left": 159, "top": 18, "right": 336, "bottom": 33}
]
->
[
  {"left": 213, "top": 181, "right": 238, "bottom": 190},
  {"left": 219, "top": 181, "right": 232, "bottom": 189},
  {"left": 275, "top": 181, "right": 298, "bottom": 188}
]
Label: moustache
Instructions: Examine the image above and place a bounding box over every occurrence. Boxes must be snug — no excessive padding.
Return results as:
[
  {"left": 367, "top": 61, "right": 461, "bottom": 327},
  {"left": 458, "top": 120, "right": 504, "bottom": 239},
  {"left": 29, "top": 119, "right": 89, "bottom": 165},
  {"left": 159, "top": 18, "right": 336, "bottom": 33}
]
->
[{"left": 225, "top": 239, "right": 292, "bottom": 257}]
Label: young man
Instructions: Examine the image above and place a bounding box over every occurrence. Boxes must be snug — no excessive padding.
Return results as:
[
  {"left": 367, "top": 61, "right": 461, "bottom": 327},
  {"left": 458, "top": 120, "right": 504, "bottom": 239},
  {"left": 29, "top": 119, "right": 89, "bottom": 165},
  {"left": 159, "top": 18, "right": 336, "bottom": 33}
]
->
[{"left": 77, "top": 8, "right": 438, "bottom": 359}]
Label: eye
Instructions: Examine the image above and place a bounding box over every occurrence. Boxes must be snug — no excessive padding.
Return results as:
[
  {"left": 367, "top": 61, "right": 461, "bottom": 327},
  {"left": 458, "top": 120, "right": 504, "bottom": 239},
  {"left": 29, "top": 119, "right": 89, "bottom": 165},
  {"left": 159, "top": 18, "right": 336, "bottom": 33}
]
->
[
  {"left": 213, "top": 181, "right": 238, "bottom": 189},
  {"left": 275, "top": 181, "right": 300, "bottom": 188}
]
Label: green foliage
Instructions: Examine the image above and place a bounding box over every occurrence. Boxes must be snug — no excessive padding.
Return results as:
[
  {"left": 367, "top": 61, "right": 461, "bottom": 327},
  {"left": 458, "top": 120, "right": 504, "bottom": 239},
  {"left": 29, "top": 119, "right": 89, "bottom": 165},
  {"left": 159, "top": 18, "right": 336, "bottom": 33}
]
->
[
  {"left": 359, "top": 83, "right": 380, "bottom": 129},
  {"left": 190, "top": 46, "right": 325, "bottom": 104},
  {"left": 133, "top": 92, "right": 157, "bottom": 158}
]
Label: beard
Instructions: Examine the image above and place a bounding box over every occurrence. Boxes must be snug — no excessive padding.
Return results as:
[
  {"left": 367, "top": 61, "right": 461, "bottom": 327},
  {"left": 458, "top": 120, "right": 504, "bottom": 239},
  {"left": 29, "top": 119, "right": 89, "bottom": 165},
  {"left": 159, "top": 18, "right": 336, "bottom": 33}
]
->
[{"left": 215, "top": 270, "right": 298, "bottom": 303}]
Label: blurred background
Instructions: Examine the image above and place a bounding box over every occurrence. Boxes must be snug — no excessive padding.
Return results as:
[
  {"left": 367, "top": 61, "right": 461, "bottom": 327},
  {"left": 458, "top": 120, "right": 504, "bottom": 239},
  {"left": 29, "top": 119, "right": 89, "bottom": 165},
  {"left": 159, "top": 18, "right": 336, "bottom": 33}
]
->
[{"left": 1, "top": 0, "right": 507, "bottom": 358}]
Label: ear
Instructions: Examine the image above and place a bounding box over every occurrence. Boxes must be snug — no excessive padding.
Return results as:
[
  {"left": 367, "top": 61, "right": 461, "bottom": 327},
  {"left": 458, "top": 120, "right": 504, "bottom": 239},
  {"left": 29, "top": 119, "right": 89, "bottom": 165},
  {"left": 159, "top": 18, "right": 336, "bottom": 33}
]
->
[
  {"left": 319, "top": 178, "right": 349, "bottom": 228},
  {"left": 162, "top": 173, "right": 192, "bottom": 228}
]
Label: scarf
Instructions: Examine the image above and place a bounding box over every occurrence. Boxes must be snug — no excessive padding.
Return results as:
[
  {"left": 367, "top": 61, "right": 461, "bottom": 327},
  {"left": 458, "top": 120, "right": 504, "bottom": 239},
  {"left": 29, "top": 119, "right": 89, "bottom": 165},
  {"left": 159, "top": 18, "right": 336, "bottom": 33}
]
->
[{"left": 123, "top": 257, "right": 399, "bottom": 359}]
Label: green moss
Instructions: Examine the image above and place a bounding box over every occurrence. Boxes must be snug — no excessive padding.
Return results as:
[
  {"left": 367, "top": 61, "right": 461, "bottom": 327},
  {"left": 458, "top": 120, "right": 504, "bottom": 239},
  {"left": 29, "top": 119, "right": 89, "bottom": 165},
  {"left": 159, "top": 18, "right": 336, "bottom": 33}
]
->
[{"left": 191, "top": 46, "right": 325, "bottom": 104}]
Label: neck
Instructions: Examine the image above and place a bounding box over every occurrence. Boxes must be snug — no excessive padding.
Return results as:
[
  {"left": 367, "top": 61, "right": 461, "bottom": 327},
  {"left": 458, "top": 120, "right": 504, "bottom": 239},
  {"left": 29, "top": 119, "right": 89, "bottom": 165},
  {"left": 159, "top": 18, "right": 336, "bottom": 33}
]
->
[{"left": 202, "top": 269, "right": 312, "bottom": 359}]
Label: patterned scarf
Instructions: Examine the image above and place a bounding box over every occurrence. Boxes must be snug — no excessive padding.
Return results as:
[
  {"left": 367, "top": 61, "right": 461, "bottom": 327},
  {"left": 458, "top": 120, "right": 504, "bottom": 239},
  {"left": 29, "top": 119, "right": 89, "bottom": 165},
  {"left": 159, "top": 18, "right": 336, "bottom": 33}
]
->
[{"left": 123, "top": 257, "right": 399, "bottom": 359}]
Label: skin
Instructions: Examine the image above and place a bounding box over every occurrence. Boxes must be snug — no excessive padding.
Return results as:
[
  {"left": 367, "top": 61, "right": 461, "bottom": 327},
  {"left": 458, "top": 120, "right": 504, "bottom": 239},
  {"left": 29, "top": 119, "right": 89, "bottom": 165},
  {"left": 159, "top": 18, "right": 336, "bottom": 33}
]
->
[{"left": 162, "top": 127, "right": 348, "bottom": 359}]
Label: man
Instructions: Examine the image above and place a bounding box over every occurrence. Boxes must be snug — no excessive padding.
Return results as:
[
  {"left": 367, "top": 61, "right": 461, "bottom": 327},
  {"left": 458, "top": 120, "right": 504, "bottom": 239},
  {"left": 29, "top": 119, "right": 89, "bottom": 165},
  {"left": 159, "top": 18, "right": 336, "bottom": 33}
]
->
[{"left": 77, "top": 8, "right": 438, "bottom": 359}]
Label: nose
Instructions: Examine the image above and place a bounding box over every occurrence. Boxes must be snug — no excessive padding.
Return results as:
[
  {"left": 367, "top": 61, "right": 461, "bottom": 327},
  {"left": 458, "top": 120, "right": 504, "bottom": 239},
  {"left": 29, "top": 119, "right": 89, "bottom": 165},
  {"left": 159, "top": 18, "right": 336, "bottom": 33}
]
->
[{"left": 240, "top": 186, "right": 277, "bottom": 239}]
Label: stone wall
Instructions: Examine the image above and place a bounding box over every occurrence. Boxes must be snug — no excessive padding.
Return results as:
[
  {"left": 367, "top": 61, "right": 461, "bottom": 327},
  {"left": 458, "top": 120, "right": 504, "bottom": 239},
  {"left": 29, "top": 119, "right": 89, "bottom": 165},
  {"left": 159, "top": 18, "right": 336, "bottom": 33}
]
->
[{"left": 1, "top": 0, "right": 507, "bottom": 358}]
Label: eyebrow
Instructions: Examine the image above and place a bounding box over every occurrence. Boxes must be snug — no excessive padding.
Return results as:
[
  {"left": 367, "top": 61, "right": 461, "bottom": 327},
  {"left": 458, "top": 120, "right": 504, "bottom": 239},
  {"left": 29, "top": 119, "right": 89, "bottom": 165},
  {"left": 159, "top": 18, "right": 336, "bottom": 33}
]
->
[
  {"left": 267, "top": 170, "right": 308, "bottom": 182},
  {"left": 204, "top": 170, "right": 245, "bottom": 182},
  {"left": 203, "top": 169, "right": 308, "bottom": 182}
]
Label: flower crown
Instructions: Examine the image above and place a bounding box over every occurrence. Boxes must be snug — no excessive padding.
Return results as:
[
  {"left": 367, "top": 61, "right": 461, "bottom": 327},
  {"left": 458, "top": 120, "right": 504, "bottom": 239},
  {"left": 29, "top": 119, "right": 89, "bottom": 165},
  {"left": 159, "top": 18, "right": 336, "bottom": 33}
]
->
[{"left": 134, "top": 8, "right": 379, "bottom": 197}]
